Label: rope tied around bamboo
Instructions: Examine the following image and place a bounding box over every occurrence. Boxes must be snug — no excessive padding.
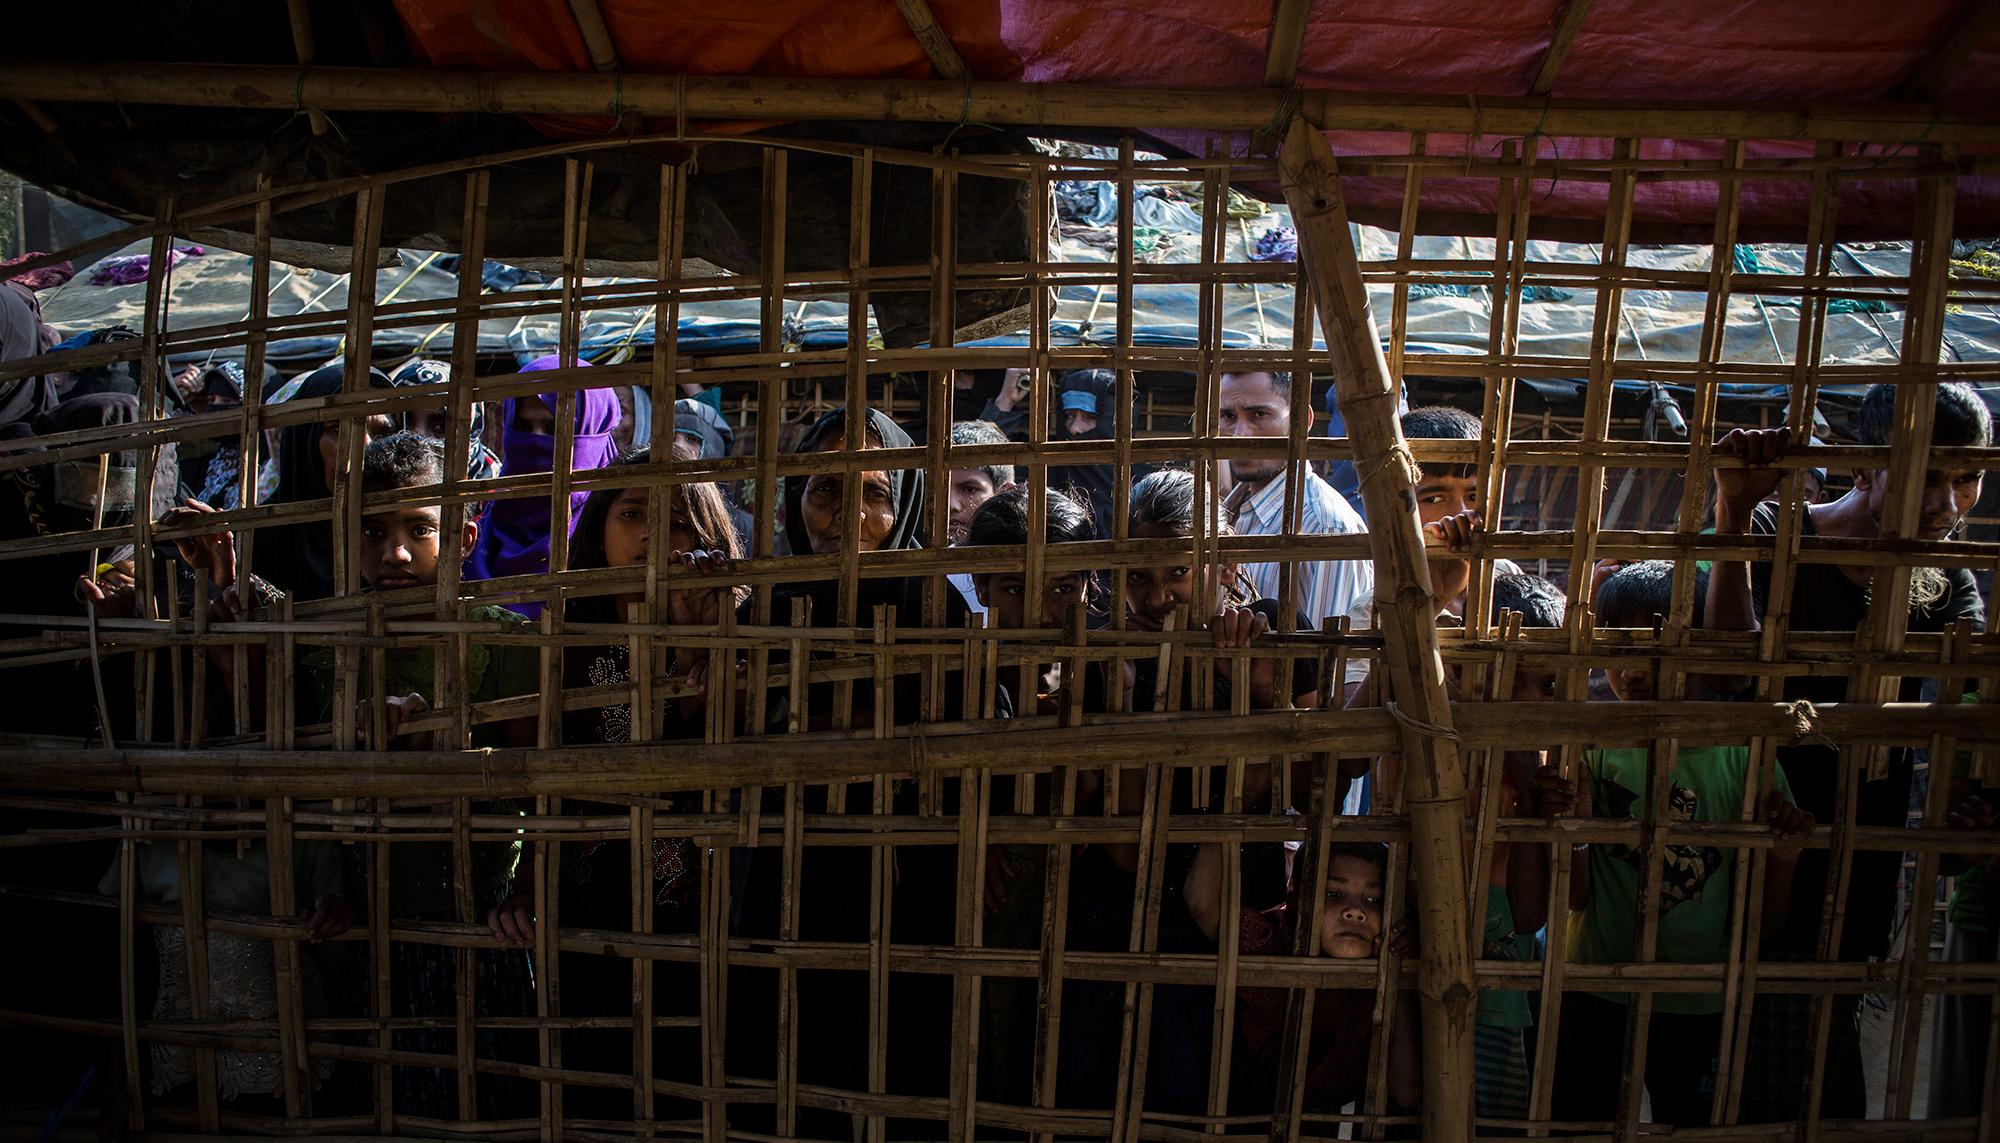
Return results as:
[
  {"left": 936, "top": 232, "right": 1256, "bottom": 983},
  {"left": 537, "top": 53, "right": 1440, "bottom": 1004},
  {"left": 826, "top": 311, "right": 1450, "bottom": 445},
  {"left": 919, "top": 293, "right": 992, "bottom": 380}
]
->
[
  {"left": 1383, "top": 699, "right": 1463, "bottom": 744},
  {"left": 1782, "top": 698, "right": 1841, "bottom": 754},
  {"left": 1354, "top": 440, "right": 1425, "bottom": 494}
]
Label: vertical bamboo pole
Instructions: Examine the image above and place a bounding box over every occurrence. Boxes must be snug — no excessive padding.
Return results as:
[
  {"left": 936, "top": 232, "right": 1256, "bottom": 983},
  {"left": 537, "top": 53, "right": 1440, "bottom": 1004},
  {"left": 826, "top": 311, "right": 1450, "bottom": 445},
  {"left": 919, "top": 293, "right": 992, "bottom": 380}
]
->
[
  {"left": 336, "top": 184, "right": 384, "bottom": 600},
  {"left": 440, "top": 169, "right": 489, "bottom": 749},
  {"left": 1278, "top": 117, "right": 1477, "bottom": 1143},
  {"left": 267, "top": 797, "right": 310, "bottom": 1117}
]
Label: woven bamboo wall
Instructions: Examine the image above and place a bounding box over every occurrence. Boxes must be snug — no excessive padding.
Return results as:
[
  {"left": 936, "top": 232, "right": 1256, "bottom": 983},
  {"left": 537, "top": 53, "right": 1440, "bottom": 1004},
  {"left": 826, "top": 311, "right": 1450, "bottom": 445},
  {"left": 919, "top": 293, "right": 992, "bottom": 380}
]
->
[{"left": 1, "top": 122, "right": 1997, "bottom": 1143}]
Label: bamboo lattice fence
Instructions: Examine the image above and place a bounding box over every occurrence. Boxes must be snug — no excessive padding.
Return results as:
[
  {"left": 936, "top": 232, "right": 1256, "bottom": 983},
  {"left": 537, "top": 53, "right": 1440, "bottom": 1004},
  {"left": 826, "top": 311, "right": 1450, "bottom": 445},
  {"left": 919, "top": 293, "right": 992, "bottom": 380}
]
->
[{"left": 1, "top": 108, "right": 1997, "bottom": 1143}]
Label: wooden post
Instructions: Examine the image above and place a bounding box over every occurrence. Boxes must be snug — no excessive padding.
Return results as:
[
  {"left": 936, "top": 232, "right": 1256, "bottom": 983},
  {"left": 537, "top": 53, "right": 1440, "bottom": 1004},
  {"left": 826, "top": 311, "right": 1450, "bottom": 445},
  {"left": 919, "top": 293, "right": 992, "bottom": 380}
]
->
[{"left": 1277, "top": 117, "right": 1478, "bottom": 1142}]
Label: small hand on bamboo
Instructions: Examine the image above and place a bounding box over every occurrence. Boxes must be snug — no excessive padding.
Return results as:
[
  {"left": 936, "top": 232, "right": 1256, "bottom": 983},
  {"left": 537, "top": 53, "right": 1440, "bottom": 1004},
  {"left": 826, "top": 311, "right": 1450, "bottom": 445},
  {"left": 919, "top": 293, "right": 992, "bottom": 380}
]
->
[
  {"left": 1712, "top": 426, "right": 1795, "bottom": 522},
  {"left": 1423, "top": 509, "right": 1482, "bottom": 608},
  {"left": 159, "top": 497, "right": 237, "bottom": 590},
  {"left": 488, "top": 892, "right": 535, "bottom": 948},
  {"left": 1209, "top": 603, "right": 1281, "bottom": 707},
  {"left": 305, "top": 893, "right": 355, "bottom": 942},
  {"left": 74, "top": 560, "right": 138, "bottom": 618}
]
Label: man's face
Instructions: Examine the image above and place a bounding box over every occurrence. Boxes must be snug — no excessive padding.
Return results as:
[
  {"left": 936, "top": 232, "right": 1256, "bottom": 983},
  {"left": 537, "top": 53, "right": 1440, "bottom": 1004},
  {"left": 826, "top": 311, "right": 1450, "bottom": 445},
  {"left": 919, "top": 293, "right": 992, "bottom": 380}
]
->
[
  {"left": 1218, "top": 372, "right": 1297, "bottom": 485},
  {"left": 1857, "top": 465, "right": 1984, "bottom": 542},
  {"left": 947, "top": 468, "right": 999, "bottom": 546},
  {"left": 1315, "top": 854, "right": 1385, "bottom": 959},
  {"left": 1414, "top": 472, "right": 1480, "bottom": 526},
  {"left": 1063, "top": 408, "right": 1098, "bottom": 438},
  {"left": 362, "top": 505, "right": 473, "bottom": 591}
]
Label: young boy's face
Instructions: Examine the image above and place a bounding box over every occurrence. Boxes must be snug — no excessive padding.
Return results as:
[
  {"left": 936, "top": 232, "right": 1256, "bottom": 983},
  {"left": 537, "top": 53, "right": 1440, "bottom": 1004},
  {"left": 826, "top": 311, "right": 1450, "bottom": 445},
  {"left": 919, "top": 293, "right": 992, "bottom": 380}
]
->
[
  {"left": 947, "top": 467, "right": 1000, "bottom": 546},
  {"left": 976, "top": 571, "right": 1088, "bottom": 629},
  {"left": 1123, "top": 520, "right": 1219, "bottom": 631},
  {"left": 361, "top": 505, "right": 475, "bottom": 590},
  {"left": 1414, "top": 471, "right": 1479, "bottom": 526},
  {"left": 1316, "top": 853, "right": 1386, "bottom": 958},
  {"left": 1603, "top": 662, "right": 1653, "bottom": 702},
  {"left": 1508, "top": 667, "right": 1559, "bottom": 702},
  {"left": 1854, "top": 464, "right": 1983, "bottom": 542}
]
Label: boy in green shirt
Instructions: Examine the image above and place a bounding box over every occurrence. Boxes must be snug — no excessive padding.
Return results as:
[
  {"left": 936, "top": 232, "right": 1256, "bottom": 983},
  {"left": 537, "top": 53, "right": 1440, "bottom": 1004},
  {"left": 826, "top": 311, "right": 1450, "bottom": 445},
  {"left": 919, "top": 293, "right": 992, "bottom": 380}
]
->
[{"left": 1542, "top": 561, "right": 1813, "bottom": 1128}]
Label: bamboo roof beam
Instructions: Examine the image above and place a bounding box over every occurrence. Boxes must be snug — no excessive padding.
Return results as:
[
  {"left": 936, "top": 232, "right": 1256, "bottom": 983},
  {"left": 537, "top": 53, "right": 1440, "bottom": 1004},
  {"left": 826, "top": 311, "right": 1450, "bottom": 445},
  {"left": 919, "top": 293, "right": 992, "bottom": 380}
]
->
[
  {"left": 893, "top": 0, "right": 970, "bottom": 81},
  {"left": 564, "top": 0, "right": 621, "bottom": 74},
  {"left": 1528, "top": 0, "right": 1596, "bottom": 97},
  {"left": 1900, "top": 0, "right": 2000, "bottom": 101},
  {"left": 3, "top": 62, "right": 1999, "bottom": 143},
  {"left": 1263, "top": 0, "right": 1311, "bottom": 88}
]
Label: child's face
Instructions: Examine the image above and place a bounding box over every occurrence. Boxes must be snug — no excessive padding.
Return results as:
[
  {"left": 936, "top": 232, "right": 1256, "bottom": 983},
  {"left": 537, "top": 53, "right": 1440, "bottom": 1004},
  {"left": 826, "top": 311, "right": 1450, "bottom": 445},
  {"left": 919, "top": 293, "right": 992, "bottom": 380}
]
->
[
  {"left": 1316, "top": 854, "right": 1385, "bottom": 959},
  {"left": 602, "top": 488, "right": 651, "bottom": 568},
  {"left": 977, "top": 571, "right": 1087, "bottom": 628},
  {"left": 1414, "top": 472, "right": 1479, "bottom": 526},
  {"left": 1124, "top": 521, "right": 1225, "bottom": 631},
  {"left": 1509, "top": 667, "right": 1558, "bottom": 702},
  {"left": 946, "top": 467, "right": 999, "bottom": 546},
  {"left": 601, "top": 488, "right": 700, "bottom": 569},
  {"left": 1604, "top": 663, "right": 1652, "bottom": 702},
  {"left": 361, "top": 505, "right": 473, "bottom": 591}
]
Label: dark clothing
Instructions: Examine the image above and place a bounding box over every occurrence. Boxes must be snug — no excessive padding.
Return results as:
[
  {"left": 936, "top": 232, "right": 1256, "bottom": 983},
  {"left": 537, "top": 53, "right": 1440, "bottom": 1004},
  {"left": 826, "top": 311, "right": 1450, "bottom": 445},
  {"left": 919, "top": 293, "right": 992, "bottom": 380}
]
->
[
  {"left": 0, "top": 278, "right": 61, "bottom": 427},
  {"left": 551, "top": 635, "right": 707, "bottom": 1121},
  {"left": 978, "top": 396, "right": 1028, "bottom": 440},
  {"left": 0, "top": 393, "right": 181, "bottom": 740},
  {"left": 1747, "top": 502, "right": 1985, "bottom": 962},
  {"left": 254, "top": 364, "right": 388, "bottom": 601},
  {"left": 730, "top": 406, "right": 965, "bottom": 1137},
  {"left": 1551, "top": 991, "right": 1720, "bottom": 1128},
  {"left": 1234, "top": 904, "right": 1376, "bottom": 1115},
  {"left": 1129, "top": 599, "right": 1321, "bottom": 714},
  {"left": 1740, "top": 501, "right": 1981, "bottom": 1125}
]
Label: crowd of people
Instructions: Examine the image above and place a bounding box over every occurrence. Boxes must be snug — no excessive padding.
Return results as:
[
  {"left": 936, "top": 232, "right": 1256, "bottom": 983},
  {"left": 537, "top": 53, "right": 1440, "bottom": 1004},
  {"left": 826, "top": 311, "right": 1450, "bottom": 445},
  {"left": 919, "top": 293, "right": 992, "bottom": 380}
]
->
[{"left": 0, "top": 302, "right": 1992, "bottom": 1130}]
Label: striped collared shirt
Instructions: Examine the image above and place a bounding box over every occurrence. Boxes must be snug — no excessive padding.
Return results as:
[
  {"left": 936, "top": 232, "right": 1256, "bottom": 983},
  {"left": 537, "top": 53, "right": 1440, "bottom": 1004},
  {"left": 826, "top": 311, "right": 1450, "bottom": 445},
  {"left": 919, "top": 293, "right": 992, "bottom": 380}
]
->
[{"left": 1228, "top": 467, "right": 1374, "bottom": 681}]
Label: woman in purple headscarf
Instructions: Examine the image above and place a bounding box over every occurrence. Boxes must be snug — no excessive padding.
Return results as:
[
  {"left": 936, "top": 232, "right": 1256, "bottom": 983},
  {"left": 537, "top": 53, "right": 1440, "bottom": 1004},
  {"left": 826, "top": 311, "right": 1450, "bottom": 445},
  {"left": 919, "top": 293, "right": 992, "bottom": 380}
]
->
[{"left": 464, "top": 356, "right": 621, "bottom": 612}]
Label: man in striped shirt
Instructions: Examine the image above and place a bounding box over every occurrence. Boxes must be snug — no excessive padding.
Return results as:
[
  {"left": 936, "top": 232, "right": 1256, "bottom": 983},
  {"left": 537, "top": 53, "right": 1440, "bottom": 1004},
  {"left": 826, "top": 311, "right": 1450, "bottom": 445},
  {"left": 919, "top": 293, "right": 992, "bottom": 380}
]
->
[{"left": 1218, "top": 368, "right": 1373, "bottom": 695}]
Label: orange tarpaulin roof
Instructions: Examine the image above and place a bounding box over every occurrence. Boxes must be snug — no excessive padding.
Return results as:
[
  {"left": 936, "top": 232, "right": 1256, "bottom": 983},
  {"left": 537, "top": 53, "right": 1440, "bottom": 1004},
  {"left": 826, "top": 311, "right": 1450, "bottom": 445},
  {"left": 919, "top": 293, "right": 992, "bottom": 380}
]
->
[{"left": 382, "top": 0, "right": 2000, "bottom": 237}]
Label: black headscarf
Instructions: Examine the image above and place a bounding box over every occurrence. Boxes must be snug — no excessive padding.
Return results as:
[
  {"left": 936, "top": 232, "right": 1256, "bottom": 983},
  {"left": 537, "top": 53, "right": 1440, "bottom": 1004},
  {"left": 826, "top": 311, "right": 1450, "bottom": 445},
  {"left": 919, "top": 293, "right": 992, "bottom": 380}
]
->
[
  {"left": 764, "top": 406, "right": 937, "bottom": 625},
  {"left": 252, "top": 363, "right": 387, "bottom": 601},
  {"left": 1, "top": 393, "right": 179, "bottom": 636},
  {"left": 1051, "top": 368, "right": 1123, "bottom": 539},
  {"left": 782, "top": 406, "right": 926, "bottom": 555}
]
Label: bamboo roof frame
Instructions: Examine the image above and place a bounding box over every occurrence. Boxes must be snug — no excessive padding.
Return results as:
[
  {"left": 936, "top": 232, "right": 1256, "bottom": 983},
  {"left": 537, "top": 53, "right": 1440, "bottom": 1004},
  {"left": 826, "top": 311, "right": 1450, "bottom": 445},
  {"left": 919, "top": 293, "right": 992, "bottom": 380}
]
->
[{"left": 0, "top": 90, "right": 1995, "bottom": 1143}]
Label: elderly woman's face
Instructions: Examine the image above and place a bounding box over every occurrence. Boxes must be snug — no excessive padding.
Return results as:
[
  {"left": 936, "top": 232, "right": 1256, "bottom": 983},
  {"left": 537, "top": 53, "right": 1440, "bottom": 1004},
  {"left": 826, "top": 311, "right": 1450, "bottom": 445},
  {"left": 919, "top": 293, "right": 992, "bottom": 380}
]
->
[{"left": 799, "top": 432, "right": 897, "bottom": 554}]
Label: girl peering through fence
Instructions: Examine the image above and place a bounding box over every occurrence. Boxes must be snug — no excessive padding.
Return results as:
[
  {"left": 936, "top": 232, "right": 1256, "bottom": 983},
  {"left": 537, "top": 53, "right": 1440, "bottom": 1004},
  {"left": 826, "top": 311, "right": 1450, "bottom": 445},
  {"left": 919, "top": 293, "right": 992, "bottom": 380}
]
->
[{"left": 485, "top": 446, "right": 745, "bottom": 1120}]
